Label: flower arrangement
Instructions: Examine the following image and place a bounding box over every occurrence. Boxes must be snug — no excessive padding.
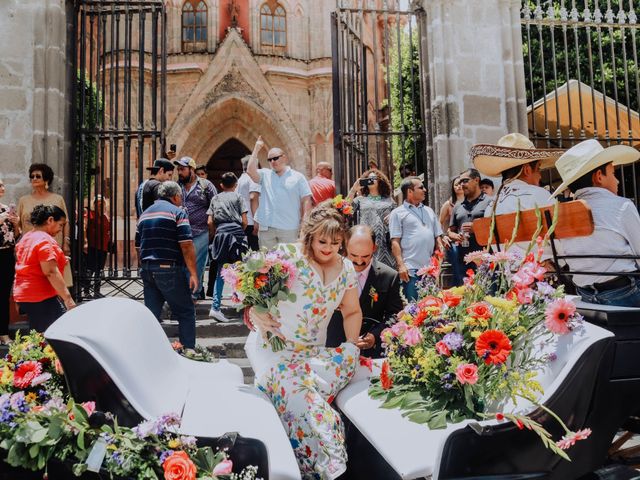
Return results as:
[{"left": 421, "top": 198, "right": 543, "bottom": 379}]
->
[
  {"left": 0, "top": 332, "right": 258, "bottom": 479},
  {"left": 331, "top": 195, "right": 353, "bottom": 216},
  {"left": 222, "top": 245, "right": 304, "bottom": 352},
  {"left": 369, "top": 239, "right": 589, "bottom": 459},
  {"left": 171, "top": 341, "right": 214, "bottom": 363}
]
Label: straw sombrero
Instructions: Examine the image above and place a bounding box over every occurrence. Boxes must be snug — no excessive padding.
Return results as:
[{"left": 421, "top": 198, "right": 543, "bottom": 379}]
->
[
  {"left": 550, "top": 139, "right": 640, "bottom": 197},
  {"left": 471, "top": 133, "right": 565, "bottom": 177}
]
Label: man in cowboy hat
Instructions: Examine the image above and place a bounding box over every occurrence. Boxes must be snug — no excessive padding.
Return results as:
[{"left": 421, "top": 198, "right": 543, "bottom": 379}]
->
[
  {"left": 551, "top": 139, "right": 640, "bottom": 307},
  {"left": 470, "top": 133, "right": 563, "bottom": 258}
]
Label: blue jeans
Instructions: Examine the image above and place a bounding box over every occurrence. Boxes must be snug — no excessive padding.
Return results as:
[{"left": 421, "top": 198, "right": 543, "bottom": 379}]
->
[
  {"left": 18, "top": 296, "right": 66, "bottom": 333},
  {"left": 141, "top": 262, "right": 196, "bottom": 348},
  {"left": 401, "top": 269, "right": 419, "bottom": 303},
  {"left": 211, "top": 264, "right": 225, "bottom": 311},
  {"left": 188, "top": 231, "right": 209, "bottom": 299},
  {"left": 577, "top": 277, "right": 640, "bottom": 308}
]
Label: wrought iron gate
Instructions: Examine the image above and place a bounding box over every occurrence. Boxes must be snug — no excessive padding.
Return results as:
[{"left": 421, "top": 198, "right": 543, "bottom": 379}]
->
[
  {"left": 72, "top": 0, "right": 167, "bottom": 300},
  {"left": 522, "top": 0, "right": 640, "bottom": 205},
  {"left": 331, "top": 0, "right": 433, "bottom": 202}
]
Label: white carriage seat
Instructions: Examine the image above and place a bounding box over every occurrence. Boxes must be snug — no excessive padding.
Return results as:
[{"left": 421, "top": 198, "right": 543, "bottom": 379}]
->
[
  {"left": 45, "top": 298, "right": 243, "bottom": 420},
  {"left": 181, "top": 382, "right": 301, "bottom": 480},
  {"left": 335, "top": 321, "right": 613, "bottom": 480}
]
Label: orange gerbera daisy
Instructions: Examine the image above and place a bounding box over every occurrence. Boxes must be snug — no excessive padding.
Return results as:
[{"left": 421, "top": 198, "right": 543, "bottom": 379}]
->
[{"left": 475, "top": 329, "right": 512, "bottom": 365}]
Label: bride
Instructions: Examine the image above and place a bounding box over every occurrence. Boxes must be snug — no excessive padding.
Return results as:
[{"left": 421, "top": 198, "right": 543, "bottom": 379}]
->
[{"left": 245, "top": 202, "right": 367, "bottom": 479}]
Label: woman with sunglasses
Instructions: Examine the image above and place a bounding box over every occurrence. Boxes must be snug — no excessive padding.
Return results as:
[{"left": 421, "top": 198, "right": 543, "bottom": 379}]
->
[
  {"left": 17, "top": 164, "right": 72, "bottom": 286},
  {"left": 350, "top": 168, "right": 397, "bottom": 268},
  {"left": 0, "top": 177, "right": 19, "bottom": 344}
]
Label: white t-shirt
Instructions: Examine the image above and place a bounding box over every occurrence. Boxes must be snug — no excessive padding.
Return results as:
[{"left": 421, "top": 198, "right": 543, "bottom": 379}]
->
[{"left": 236, "top": 172, "right": 260, "bottom": 226}]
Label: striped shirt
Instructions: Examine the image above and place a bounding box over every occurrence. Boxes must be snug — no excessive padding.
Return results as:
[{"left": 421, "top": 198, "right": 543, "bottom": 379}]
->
[{"left": 135, "top": 199, "right": 193, "bottom": 263}]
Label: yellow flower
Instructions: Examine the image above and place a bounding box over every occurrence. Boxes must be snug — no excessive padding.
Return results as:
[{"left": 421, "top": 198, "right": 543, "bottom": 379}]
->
[
  {"left": 168, "top": 439, "right": 180, "bottom": 449},
  {"left": 447, "top": 286, "right": 466, "bottom": 296},
  {"left": 433, "top": 323, "right": 456, "bottom": 334},
  {"left": 43, "top": 345, "right": 57, "bottom": 359},
  {"left": 399, "top": 313, "right": 413, "bottom": 324},
  {"left": 470, "top": 330, "right": 482, "bottom": 339},
  {"left": 0, "top": 367, "right": 13, "bottom": 385},
  {"left": 25, "top": 392, "right": 37, "bottom": 403},
  {"left": 485, "top": 296, "right": 517, "bottom": 312}
]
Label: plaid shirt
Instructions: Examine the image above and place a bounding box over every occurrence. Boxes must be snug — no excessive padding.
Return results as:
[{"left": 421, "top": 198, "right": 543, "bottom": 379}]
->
[{"left": 181, "top": 178, "right": 217, "bottom": 236}]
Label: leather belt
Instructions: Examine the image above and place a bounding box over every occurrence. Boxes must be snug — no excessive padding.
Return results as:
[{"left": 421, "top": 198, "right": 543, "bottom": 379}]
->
[{"left": 591, "top": 276, "right": 631, "bottom": 291}]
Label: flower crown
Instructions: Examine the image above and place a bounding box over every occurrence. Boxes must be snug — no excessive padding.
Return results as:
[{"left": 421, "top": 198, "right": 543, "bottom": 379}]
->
[{"left": 331, "top": 195, "right": 354, "bottom": 216}]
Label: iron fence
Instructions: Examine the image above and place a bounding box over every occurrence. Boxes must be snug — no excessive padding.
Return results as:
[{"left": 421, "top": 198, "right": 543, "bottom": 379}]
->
[
  {"left": 331, "top": 0, "right": 433, "bottom": 203},
  {"left": 522, "top": 0, "right": 640, "bottom": 204},
  {"left": 72, "top": 0, "right": 167, "bottom": 300}
]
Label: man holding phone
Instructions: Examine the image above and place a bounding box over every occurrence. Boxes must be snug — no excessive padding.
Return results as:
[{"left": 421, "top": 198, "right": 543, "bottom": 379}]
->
[{"left": 326, "top": 225, "right": 402, "bottom": 358}]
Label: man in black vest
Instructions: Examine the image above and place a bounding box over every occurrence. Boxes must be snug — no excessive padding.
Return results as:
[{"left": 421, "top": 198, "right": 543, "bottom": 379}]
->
[{"left": 326, "top": 225, "right": 403, "bottom": 358}]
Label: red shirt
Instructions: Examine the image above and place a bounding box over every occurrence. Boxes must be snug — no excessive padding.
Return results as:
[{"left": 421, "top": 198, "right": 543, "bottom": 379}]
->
[
  {"left": 13, "top": 230, "right": 67, "bottom": 303},
  {"left": 309, "top": 175, "right": 336, "bottom": 205},
  {"left": 85, "top": 210, "right": 111, "bottom": 251}
]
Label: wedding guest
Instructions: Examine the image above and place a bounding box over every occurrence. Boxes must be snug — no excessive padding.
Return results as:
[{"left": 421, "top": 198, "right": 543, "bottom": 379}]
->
[
  {"left": 174, "top": 156, "right": 217, "bottom": 300},
  {"left": 135, "top": 181, "right": 197, "bottom": 349},
  {"left": 439, "top": 176, "right": 464, "bottom": 285},
  {"left": 236, "top": 155, "right": 260, "bottom": 250},
  {"left": 18, "top": 164, "right": 72, "bottom": 287},
  {"left": 479, "top": 178, "right": 495, "bottom": 197},
  {"left": 351, "top": 169, "right": 397, "bottom": 268},
  {"left": 0, "top": 177, "right": 19, "bottom": 344},
  {"left": 135, "top": 158, "right": 174, "bottom": 217},
  {"left": 195, "top": 165, "right": 208, "bottom": 179},
  {"left": 247, "top": 136, "right": 312, "bottom": 249},
  {"left": 207, "top": 172, "right": 248, "bottom": 322},
  {"left": 551, "top": 140, "right": 640, "bottom": 307},
  {"left": 246, "top": 202, "right": 366, "bottom": 479},
  {"left": 83, "top": 195, "right": 111, "bottom": 298},
  {"left": 326, "top": 225, "right": 403, "bottom": 358},
  {"left": 447, "top": 168, "right": 492, "bottom": 282},
  {"left": 390, "top": 177, "right": 446, "bottom": 301},
  {"left": 13, "top": 205, "right": 75, "bottom": 332},
  {"left": 308, "top": 162, "right": 336, "bottom": 205}
]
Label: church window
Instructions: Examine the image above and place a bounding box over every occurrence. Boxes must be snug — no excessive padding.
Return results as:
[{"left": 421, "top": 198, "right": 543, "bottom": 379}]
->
[
  {"left": 182, "top": 0, "right": 207, "bottom": 52},
  {"left": 260, "top": 3, "right": 286, "bottom": 47}
]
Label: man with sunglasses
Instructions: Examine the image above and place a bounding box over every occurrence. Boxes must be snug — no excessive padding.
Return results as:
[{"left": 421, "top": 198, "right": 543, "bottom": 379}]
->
[
  {"left": 247, "top": 136, "right": 312, "bottom": 249},
  {"left": 389, "top": 176, "right": 446, "bottom": 301}
]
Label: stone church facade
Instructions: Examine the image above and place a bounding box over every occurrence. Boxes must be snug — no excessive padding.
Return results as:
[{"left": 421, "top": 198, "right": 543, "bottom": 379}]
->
[{"left": 164, "top": 0, "right": 336, "bottom": 179}]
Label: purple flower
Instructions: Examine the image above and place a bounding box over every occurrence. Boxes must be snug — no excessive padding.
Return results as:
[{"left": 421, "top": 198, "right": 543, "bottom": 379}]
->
[
  {"left": 442, "top": 332, "right": 464, "bottom": 351},
  {"left": 159, "top": 449, "right": 174, "bottom": 463},
  {"left": 547, "top": 353, "right": 558, "bottom": 362},
  {"left": 180, "top": 436, "right": 197, "bottom": 448},
  {"left": 10, "top": 392, "right": 29, "bottom": 413}
]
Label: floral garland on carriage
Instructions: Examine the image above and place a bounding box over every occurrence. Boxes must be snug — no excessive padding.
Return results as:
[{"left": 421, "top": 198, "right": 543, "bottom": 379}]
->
[
  {"left": 0, "top": 332, "right": 258, "bottom": 480},
  {"left": 369, "top": 233, "right": 592, "bottom": 459}
]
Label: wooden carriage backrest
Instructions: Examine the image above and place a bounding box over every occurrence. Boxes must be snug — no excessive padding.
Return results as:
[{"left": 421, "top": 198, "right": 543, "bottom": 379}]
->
[{"left": 472, "top": 200, "right": 594, "bottom": 247}]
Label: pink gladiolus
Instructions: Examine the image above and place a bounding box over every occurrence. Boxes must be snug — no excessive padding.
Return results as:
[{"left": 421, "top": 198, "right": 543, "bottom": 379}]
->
[
  {"left": 390, "top": 321, "right": 408, "bottom": 337},
  {"left": 82, "top": 401, "right": 96, "bottom": 417},
  {"left": 545, "top": 298, "right": 576, "bottom": 335},
  {"left": 455, "top": 363, "right": 478, "bottom": 385},
  {"left": 515, "top": 286, "right": 534, "bottom": 305},
  {"left": 403, "top": 327, "right": 423, "bottom": 346},
  {"left": 555, "top": 428, "right": 592, "bottom": 450},
  {"left": 212, "top": 459, "right": 233, "bottom": 475}
]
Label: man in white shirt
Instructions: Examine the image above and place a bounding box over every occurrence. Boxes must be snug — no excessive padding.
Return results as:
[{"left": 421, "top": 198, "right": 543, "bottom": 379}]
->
[
  {"left": 247, "top": 136, "right": 312, "bottom": 249},
  {"left": 236, "top": 155, "right": 260, "bottom": 250},
  {"left": 550, "top": 139, "right": 640, "bottom": 307},
  {"left": 471, "top": 133, "right": 563, "bottom": 259}
]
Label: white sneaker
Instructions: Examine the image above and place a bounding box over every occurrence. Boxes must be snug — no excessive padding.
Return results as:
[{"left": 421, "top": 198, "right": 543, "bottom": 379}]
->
[{"left": 209, "top": 308, "right": 232, "bottom": 323}]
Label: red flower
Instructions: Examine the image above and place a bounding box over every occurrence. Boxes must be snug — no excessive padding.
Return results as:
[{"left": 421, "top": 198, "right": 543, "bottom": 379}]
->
[
  {"left": 475, "top": 330, "right": 512, "bottom": 365},
  {"left": 467, "top": 302, "right": 492, "bottom": 320},
  {"left": 495, "top": 413, "right": 505, "bottom": 421},
  {"left": 455, "top": 363, "right": 478, "bottom": 385},
  {"left": 412, "top": 309, "right": 428, "bottom": 327},
  {"left": 163, "top": 451, "right": 197, "bottom": 480},
  {"left": 305, "top": 445, "right": 312, "bottom": 457},
  {"left": 435, "top": 341, "right": 451, "bottom": 357},
  {"left": 13, "top": 361, "right": 43, "bottom": 389},
  {"left": 359, "top": 356, "right": 373, "bottom": 371},
  {"left": 380, "top": 360, "right": 393, "bottom": 390},
  {"left": 515, "top": 419, "right": 525, "bottom": 430},
  {"left": 441, "top": 290, "right": 462, "bottom": 307},
  {"left": 254, "top": 274, "right": 268, "bottom": 289},
  {"left": 418, "top": 296, "right": 443, "bottom": 309}
]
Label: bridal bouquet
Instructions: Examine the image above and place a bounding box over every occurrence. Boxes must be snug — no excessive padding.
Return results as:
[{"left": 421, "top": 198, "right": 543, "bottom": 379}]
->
[
  {"left": 222, "top": 245, "right": 304, "bottom": 352},
  {"left": 369, "top": 239, "right": 590, "bottom": 459}
]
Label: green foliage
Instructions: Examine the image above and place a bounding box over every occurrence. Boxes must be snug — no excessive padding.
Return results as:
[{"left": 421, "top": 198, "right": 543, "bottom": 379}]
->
[
  {"left": 388, "top": 27, "right": 424, "bottom": 187},
  {"left": 75, "top": 72, "right": 103, "bottom": 198}
]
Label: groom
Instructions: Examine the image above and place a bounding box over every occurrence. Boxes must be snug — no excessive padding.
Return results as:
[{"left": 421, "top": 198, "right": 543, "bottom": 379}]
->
[{"left": 326, "top": 225, "right": 403, "bottom": 358}]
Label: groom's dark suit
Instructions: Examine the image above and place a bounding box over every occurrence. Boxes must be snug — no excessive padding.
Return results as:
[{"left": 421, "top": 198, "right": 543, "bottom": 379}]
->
[{"left": 326, "top": 259, "right": 403, "bottom": 358}]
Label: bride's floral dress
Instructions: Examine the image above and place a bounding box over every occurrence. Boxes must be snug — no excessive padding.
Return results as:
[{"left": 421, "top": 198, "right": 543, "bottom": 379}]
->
[{"left": 245, "top": 246, "right": 359, "bottom": 479}]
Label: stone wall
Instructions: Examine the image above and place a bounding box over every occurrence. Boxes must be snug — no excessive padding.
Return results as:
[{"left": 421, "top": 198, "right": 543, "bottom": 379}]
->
[
  {"left": 421, "top": 0, "right": 527, "bottom": 205},
  {"left": 0, "top": 0, "right": 69, "bottom": 204}
]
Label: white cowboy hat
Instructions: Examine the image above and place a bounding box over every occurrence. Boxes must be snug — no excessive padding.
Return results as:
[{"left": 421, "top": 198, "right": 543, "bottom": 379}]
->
[
  {"left": 550, "top": 139, "right": 640, "bottom": 197},
  {"left": 470, "top": 133, "right": 565, "bottom": 177}
]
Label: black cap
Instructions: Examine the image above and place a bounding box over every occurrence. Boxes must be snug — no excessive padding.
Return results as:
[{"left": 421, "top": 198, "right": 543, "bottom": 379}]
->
[{"left": 146, "top": 158, "right": 174, "bottom": 172}]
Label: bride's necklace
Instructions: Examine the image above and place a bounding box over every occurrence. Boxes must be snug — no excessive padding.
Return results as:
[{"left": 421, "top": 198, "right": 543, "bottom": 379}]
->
[{"left": 369, "top": 195, "right": 382, "bottom": 201}]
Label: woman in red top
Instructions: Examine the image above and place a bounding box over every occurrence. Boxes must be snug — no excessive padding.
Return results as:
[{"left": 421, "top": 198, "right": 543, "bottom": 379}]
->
[{"left": 13, "top": 205, "right": 76, "bottom": 332}]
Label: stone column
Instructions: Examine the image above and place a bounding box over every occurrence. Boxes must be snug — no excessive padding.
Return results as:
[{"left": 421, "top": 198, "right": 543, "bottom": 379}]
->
[
  {"left": 0, "top": 0, "right": 70, "bottom": 202},
  {"left": 421, "top": 0, "right": 527, "bottom": 206}
]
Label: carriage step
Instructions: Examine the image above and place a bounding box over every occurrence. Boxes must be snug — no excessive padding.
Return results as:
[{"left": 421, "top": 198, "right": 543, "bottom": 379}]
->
[
  {"left": 162, "top": 318, "right": 249, "bottom": 338},
  {"left": 198, "top": 336, "right": 250, "bottom": 358},
  {"left": 226, "top": 357, "right": 255, "bottom": 385}
]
